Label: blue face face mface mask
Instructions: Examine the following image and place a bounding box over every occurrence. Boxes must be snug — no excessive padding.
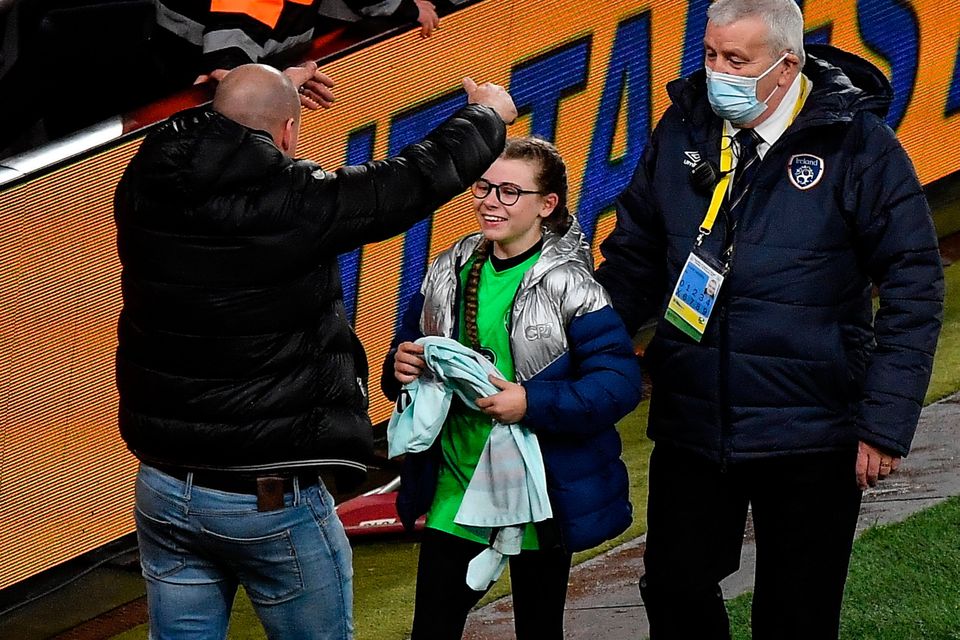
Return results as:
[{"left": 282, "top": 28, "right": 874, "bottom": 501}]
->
[{"left": 705, "top": 53, "right": 788, "bottom": 125}]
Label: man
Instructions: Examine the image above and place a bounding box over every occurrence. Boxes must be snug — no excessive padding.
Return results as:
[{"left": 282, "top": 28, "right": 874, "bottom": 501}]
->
[
  {"left": 595, "top": 0, "right": 943, "bottom": 638},
  {"left": 114, "top": 63, "right": 515, "bottom": 639}
]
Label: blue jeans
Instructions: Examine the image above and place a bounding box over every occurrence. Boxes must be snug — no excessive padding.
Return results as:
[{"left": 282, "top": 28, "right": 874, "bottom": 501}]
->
[{"left": 134, "top": 463, "right": 353, "bottom": 639}]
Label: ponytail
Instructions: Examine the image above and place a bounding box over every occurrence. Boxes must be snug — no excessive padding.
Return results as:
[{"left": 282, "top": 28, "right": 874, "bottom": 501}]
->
[{"left": 463, "top": 239, "right": 493, "bottom": 351}]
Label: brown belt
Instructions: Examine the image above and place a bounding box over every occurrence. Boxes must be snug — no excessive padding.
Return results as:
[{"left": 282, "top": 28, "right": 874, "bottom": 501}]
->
[{"left": 154, "top": 465, "right": 319, "bottom": 512}]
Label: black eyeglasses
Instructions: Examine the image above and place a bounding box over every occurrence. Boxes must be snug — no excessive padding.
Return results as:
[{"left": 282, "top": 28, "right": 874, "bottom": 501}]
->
[{"left": 471, "top": 178, "right": 545, "bottom": 206}]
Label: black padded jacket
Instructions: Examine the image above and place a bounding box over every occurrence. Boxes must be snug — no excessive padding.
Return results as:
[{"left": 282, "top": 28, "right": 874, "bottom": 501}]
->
[{"left": 114, "top": 103, "right": 505, "bottom": 483}]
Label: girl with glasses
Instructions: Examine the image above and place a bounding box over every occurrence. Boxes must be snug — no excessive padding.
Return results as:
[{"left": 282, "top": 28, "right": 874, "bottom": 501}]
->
[{"left": 381, "top": 137, "right": 643, "bottom": 639}]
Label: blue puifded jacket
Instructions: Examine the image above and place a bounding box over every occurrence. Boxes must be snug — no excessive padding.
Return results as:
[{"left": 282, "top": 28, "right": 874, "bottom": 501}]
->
[
  {"left": 595, "top": 45, "right": 944, "bottom": 462},
  {"left": 381, "top": 220, "right": 643, "bottom": 553}
]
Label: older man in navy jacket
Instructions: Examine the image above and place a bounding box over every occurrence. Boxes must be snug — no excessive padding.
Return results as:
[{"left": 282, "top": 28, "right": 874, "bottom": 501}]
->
[{"left": 595, "top": 0, "right": 944, "bottom": 638}]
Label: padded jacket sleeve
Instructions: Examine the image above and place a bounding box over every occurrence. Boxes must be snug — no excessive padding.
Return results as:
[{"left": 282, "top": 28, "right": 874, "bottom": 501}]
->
[
  {"left": 298, "top": 104, "right": 505, "bottom": 254},
  {"left": 844, "top": 113, "right": 944, "bottom": 456},
  {"left": 594, "top": 126, "right": 668, "bottom": 336},
  {"left": 522, "top": 305, "right": 643, "bottom": 437}
]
